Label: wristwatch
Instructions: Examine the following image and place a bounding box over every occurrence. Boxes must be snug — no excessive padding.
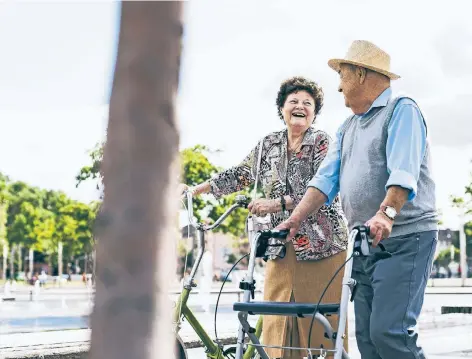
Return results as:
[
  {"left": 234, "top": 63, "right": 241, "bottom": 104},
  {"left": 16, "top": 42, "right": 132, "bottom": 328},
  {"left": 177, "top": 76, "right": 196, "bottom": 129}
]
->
[{"left": 380, "top": 205, "right": 397, "bottom": 221}]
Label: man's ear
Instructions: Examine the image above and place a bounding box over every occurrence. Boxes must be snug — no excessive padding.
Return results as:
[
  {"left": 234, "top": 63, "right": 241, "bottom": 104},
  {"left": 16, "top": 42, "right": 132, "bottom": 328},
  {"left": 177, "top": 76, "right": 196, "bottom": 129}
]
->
[{"left": 358, "top": 67, "right": 367, "bottom": 84}]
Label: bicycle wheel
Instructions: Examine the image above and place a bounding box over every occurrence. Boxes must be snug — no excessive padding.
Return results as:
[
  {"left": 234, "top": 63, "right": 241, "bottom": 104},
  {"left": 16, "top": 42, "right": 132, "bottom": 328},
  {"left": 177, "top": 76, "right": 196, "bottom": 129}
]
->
[{"left": 174, "top": 334, "right": 188, "bottom": 359}]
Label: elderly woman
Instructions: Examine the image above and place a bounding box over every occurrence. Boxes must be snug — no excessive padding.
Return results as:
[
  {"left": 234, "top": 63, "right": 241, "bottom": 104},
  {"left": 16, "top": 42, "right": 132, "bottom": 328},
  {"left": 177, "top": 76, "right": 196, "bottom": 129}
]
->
[{"left": 185, "top": 77, "right": 349, "bottom": 358}]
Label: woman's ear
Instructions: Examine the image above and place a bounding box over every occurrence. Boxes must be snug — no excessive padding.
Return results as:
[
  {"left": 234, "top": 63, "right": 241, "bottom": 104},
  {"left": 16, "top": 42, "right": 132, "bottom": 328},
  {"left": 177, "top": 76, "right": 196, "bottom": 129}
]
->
[{"left": 279, "top": 107, "right": 285, "bottom": 121}]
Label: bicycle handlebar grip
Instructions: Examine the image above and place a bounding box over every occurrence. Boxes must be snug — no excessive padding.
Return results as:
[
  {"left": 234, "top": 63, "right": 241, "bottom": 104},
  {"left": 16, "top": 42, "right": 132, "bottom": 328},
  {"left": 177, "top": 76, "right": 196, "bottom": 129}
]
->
[
  {"left": 271, "top": 229, "right": 290, "bottom": 239},
  {"left": 234, "top": 195, "right": 249, "bottom": 208},
  {"left": 357, "top": 225, "right": 370, "bottom": 236}
]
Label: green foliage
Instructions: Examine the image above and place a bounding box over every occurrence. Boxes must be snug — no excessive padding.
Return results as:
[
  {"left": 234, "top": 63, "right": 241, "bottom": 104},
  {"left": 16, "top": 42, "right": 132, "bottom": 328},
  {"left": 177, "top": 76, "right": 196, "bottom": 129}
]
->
[
  {"left": 180, "top": 145, "right": 250, "bottom": 238},
  {"left": 0, "top": 177, "right": 9, "bottom": 260},
  {"left": 181, "top": 145, "right": 221, "bottom": 184},
  {"left": 75, "top": 142, "right": 104, "bottom": 188},
  {"left": 58, "top": 202, "right": 96, "bottom": 259},
  {"left": 206, "top": 192, "right": 250, "bottom": 238},
  {"left": 180, "top": 145, "right": 220, "bottom": 222},
  {"left": 77, "top": 143, "right": 252, "bottom": 238},
  {"left": 434, "top": 246, "right": 460, "bottom": 267},
  {"left": 0, "top": 171, "right": 97, "bottom": 273},
  {"left": 33, "top": 209, "right": 56, "bottom": 252},
  {"left": 6, "top": 182, "right": 45, "bottom": 249},
  {"left": 226, "top": 253, "right": 237, "bottom": 264},
  {"left": 451, "top": 160, "right": 472, "bottom": 214}
]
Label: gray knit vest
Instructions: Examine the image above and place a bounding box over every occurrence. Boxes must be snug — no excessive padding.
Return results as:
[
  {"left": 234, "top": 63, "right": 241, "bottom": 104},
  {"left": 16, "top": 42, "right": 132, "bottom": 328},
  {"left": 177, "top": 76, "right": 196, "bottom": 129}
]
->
[{"left": 339, "top": 95, "right": 438, "bottom": 237}]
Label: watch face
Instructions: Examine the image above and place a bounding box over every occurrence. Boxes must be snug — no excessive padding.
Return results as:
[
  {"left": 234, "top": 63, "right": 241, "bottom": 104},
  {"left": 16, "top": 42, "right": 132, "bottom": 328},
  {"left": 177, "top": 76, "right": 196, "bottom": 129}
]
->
[{"left": 385, "top": 207, "right": 396, "bottom": 218}]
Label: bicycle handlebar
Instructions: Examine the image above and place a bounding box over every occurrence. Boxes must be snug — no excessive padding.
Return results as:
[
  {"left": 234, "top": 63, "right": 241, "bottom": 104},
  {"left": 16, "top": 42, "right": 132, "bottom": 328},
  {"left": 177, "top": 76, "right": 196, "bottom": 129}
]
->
[
  {"left": 352, "top": 225, "right": 392, "bottom": 259},
  {"left": 181, "top": 190, "right": 249, "bottom": 232}
]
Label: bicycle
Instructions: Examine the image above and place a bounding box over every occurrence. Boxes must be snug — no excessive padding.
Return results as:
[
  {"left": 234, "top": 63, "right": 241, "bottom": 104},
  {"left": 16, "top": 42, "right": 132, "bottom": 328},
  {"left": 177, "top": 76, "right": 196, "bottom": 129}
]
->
[{"left": 173, "top": 191, "right": 262, "bottom": 359}]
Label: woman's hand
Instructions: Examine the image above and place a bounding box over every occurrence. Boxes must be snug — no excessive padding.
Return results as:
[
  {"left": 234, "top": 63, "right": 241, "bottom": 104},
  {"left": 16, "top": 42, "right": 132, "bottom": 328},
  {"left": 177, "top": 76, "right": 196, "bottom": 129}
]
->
[
  {"left": 178, "top": 183, "right": 190, "bottom": 196},
  {"left": 178, "top": 182, "right": 211, "bottom": 197},
  {"left": 248, "top": 198, "right": 280, "bottom": 217},
  {"left": 275, "top": 215, "right": 302, "bottom": 241}
]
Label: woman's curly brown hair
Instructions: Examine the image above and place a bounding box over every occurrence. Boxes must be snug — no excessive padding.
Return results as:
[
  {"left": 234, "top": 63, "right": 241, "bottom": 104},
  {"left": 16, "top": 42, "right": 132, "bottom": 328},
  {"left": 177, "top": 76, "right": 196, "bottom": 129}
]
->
[{"left": 276, "top": 76, "right": 324, "bottom": 121}]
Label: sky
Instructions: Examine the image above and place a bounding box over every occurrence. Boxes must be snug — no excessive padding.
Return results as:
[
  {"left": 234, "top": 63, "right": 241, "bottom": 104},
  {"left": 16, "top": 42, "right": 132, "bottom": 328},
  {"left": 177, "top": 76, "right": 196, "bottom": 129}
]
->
[{"left": 0, "top": 0, "right": 471, "bottom": 229}]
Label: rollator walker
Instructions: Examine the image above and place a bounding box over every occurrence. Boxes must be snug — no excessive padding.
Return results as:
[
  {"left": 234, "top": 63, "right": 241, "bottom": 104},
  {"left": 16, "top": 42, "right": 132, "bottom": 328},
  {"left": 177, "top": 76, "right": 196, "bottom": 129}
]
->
[{"left": 232, "top": 221, "right": 392, "bottom": 359}]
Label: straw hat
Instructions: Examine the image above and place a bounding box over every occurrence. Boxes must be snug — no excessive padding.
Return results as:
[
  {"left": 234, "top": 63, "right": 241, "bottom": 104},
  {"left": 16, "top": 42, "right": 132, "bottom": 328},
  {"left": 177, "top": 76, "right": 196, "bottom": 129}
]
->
[{"left": 328, "top": 40, "right": 400, "bottom": 80}]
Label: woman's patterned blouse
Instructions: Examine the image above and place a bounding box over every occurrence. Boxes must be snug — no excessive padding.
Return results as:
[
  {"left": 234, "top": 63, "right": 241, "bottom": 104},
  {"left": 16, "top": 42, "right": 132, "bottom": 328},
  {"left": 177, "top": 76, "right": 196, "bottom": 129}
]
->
[{"left": 209, "top": 127, "right": 348, "bottom": 261}]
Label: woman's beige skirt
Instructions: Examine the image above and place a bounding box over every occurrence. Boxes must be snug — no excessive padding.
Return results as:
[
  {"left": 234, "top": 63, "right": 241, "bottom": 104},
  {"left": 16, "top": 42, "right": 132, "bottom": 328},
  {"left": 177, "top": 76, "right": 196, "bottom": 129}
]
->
[{"left": 262, "top": 243, "right": 348, "bottom": 358}]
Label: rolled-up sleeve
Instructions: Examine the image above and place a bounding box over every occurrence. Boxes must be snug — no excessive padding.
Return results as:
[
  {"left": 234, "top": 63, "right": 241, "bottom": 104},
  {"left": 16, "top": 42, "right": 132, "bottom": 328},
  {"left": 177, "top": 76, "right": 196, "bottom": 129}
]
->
[
  {"left": 209, "top": 143, "right": 258, "bottom": 198},
  {"left": 307, "top": 127, "right": 342, "bottom": 205},
  {"left": 385, "top": 100, "right": 427, "bottom": 201}
]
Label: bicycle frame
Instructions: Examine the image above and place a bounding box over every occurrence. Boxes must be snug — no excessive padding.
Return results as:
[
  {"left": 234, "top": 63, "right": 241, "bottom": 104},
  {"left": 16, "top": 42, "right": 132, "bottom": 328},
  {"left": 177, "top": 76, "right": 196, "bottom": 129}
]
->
[{"left": 173, "top": 192, "right": 261, "bottom": 359}]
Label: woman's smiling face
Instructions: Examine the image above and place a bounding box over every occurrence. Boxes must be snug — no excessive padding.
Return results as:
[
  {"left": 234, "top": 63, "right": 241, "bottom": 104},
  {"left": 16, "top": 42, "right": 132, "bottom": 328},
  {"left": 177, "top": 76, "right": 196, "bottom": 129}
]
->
[{"left": 280, "top": 90, "right": 316, "bottom": 131}]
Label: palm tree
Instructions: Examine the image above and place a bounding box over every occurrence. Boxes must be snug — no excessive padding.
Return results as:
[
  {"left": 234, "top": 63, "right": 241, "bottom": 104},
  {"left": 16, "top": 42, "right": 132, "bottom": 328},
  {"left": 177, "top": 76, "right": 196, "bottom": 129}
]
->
[{"left": 88, "top": 2, "right": 183, "bottom": 359}]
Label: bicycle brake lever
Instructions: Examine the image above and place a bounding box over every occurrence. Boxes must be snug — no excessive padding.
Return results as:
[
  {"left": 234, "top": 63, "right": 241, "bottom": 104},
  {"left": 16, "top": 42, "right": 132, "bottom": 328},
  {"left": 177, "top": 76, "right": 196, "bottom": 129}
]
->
[
  {"left": 271, "top": 229, "right": 290, "bottom": 240},
  {"left": 234, "top": 195, "right": 249, "bottom": 208}
]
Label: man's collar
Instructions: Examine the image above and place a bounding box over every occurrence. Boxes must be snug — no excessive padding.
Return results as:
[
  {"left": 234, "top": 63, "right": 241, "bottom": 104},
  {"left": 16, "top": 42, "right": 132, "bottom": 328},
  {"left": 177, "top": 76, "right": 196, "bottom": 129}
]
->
[{"left": 359, "top": 87, "right": 392, "bottom": 117}]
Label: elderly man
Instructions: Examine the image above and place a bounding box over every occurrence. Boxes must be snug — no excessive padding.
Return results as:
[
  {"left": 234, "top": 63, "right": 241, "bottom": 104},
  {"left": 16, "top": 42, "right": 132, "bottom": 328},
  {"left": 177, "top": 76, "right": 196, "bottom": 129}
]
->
[{"left": 277, "top": 40, "right": 438, "bottom": 359}]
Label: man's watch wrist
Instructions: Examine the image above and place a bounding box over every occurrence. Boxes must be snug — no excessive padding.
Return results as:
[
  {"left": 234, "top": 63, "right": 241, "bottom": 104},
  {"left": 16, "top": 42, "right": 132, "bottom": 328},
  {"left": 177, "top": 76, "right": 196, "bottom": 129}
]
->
[{"left": 379, "top": 205, "right": 397, "bottom": 221}]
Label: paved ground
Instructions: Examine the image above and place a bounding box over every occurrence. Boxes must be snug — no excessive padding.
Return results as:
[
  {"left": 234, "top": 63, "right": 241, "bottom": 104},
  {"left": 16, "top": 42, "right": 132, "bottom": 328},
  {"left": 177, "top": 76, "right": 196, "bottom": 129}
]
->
[
  {"left": 187, "top": 325, "right": 472, "bottom": 358},
  {"left": 1, "top": 313, "right": 471, "bottom": 358},
  {"left": 1, "top": 285, "right": 472, "bottom": 358}
]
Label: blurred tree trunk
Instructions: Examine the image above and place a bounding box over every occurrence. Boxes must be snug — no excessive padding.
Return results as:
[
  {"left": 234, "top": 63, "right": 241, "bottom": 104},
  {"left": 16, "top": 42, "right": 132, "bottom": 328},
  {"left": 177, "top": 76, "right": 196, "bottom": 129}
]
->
[
  {"left": 58, "top": 241, "right": 63, "bottom": 281},
  {"left": 29, "top": 248, "right": 34, "bottom": 278},
  {"left": 89, "top": 2, "right": 183, "bottom": 359},
  {"left": 1, "top": 202, "right": 7, "bottom": 280},
  {"left": 9, "top": 246, "right": 14, "bottom": 280},
  {"left": 17, "top": 244, "right": 22, "bottom": 275}
]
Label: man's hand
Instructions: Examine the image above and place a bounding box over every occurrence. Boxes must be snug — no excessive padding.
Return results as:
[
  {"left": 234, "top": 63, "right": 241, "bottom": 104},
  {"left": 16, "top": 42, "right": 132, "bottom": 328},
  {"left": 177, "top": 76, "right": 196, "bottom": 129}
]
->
[
  {"left": 365, "top": 212, "right": 393, "bottom": 247},
  {"left": 275, "top": 215, "right": 302, "bottom": 241},
  {"left": 248, "top": 199, "right": 280, "bottom": 217},
  {"left": 274, "top": 187, "right": 327, "bottom": 240}
]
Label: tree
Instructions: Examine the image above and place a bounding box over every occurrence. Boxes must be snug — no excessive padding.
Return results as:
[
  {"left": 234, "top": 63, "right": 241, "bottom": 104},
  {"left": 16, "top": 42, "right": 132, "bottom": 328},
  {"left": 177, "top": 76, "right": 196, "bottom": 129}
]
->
[
  {"left": 75, "top": 142, "right": 104, "bottom": 191},
  {"left": 180, "top": 145, "right": 219, "bottom": 220},
  {"left": 2, "top": 178, "right": 97, "bottom": 278},
  {"left": 58, "top": 202, "right": 96, "bottom": 264},
  {"left": 434, "top": 246, "right": 460, "bottom": 267},
  {"left": 8, "top": 202, "right": 38, "bottom": 275},
  {"left": 88, "top": 2, "right": 183, "bottom": 359},
  {"left": 41, "top": 189, "right": 73, "bottom": 276},
  {"left": 0, "top": 170, "right": 98, "bottom": 280},
  {"left": 5, "top": 181, "right": 44, "bottom": 278},
  {"left": 32, "top": 208, "right": 56, "bottom": 275},
  {"left": 0, "top": 174, "right": 9, "bottom": 279}
]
